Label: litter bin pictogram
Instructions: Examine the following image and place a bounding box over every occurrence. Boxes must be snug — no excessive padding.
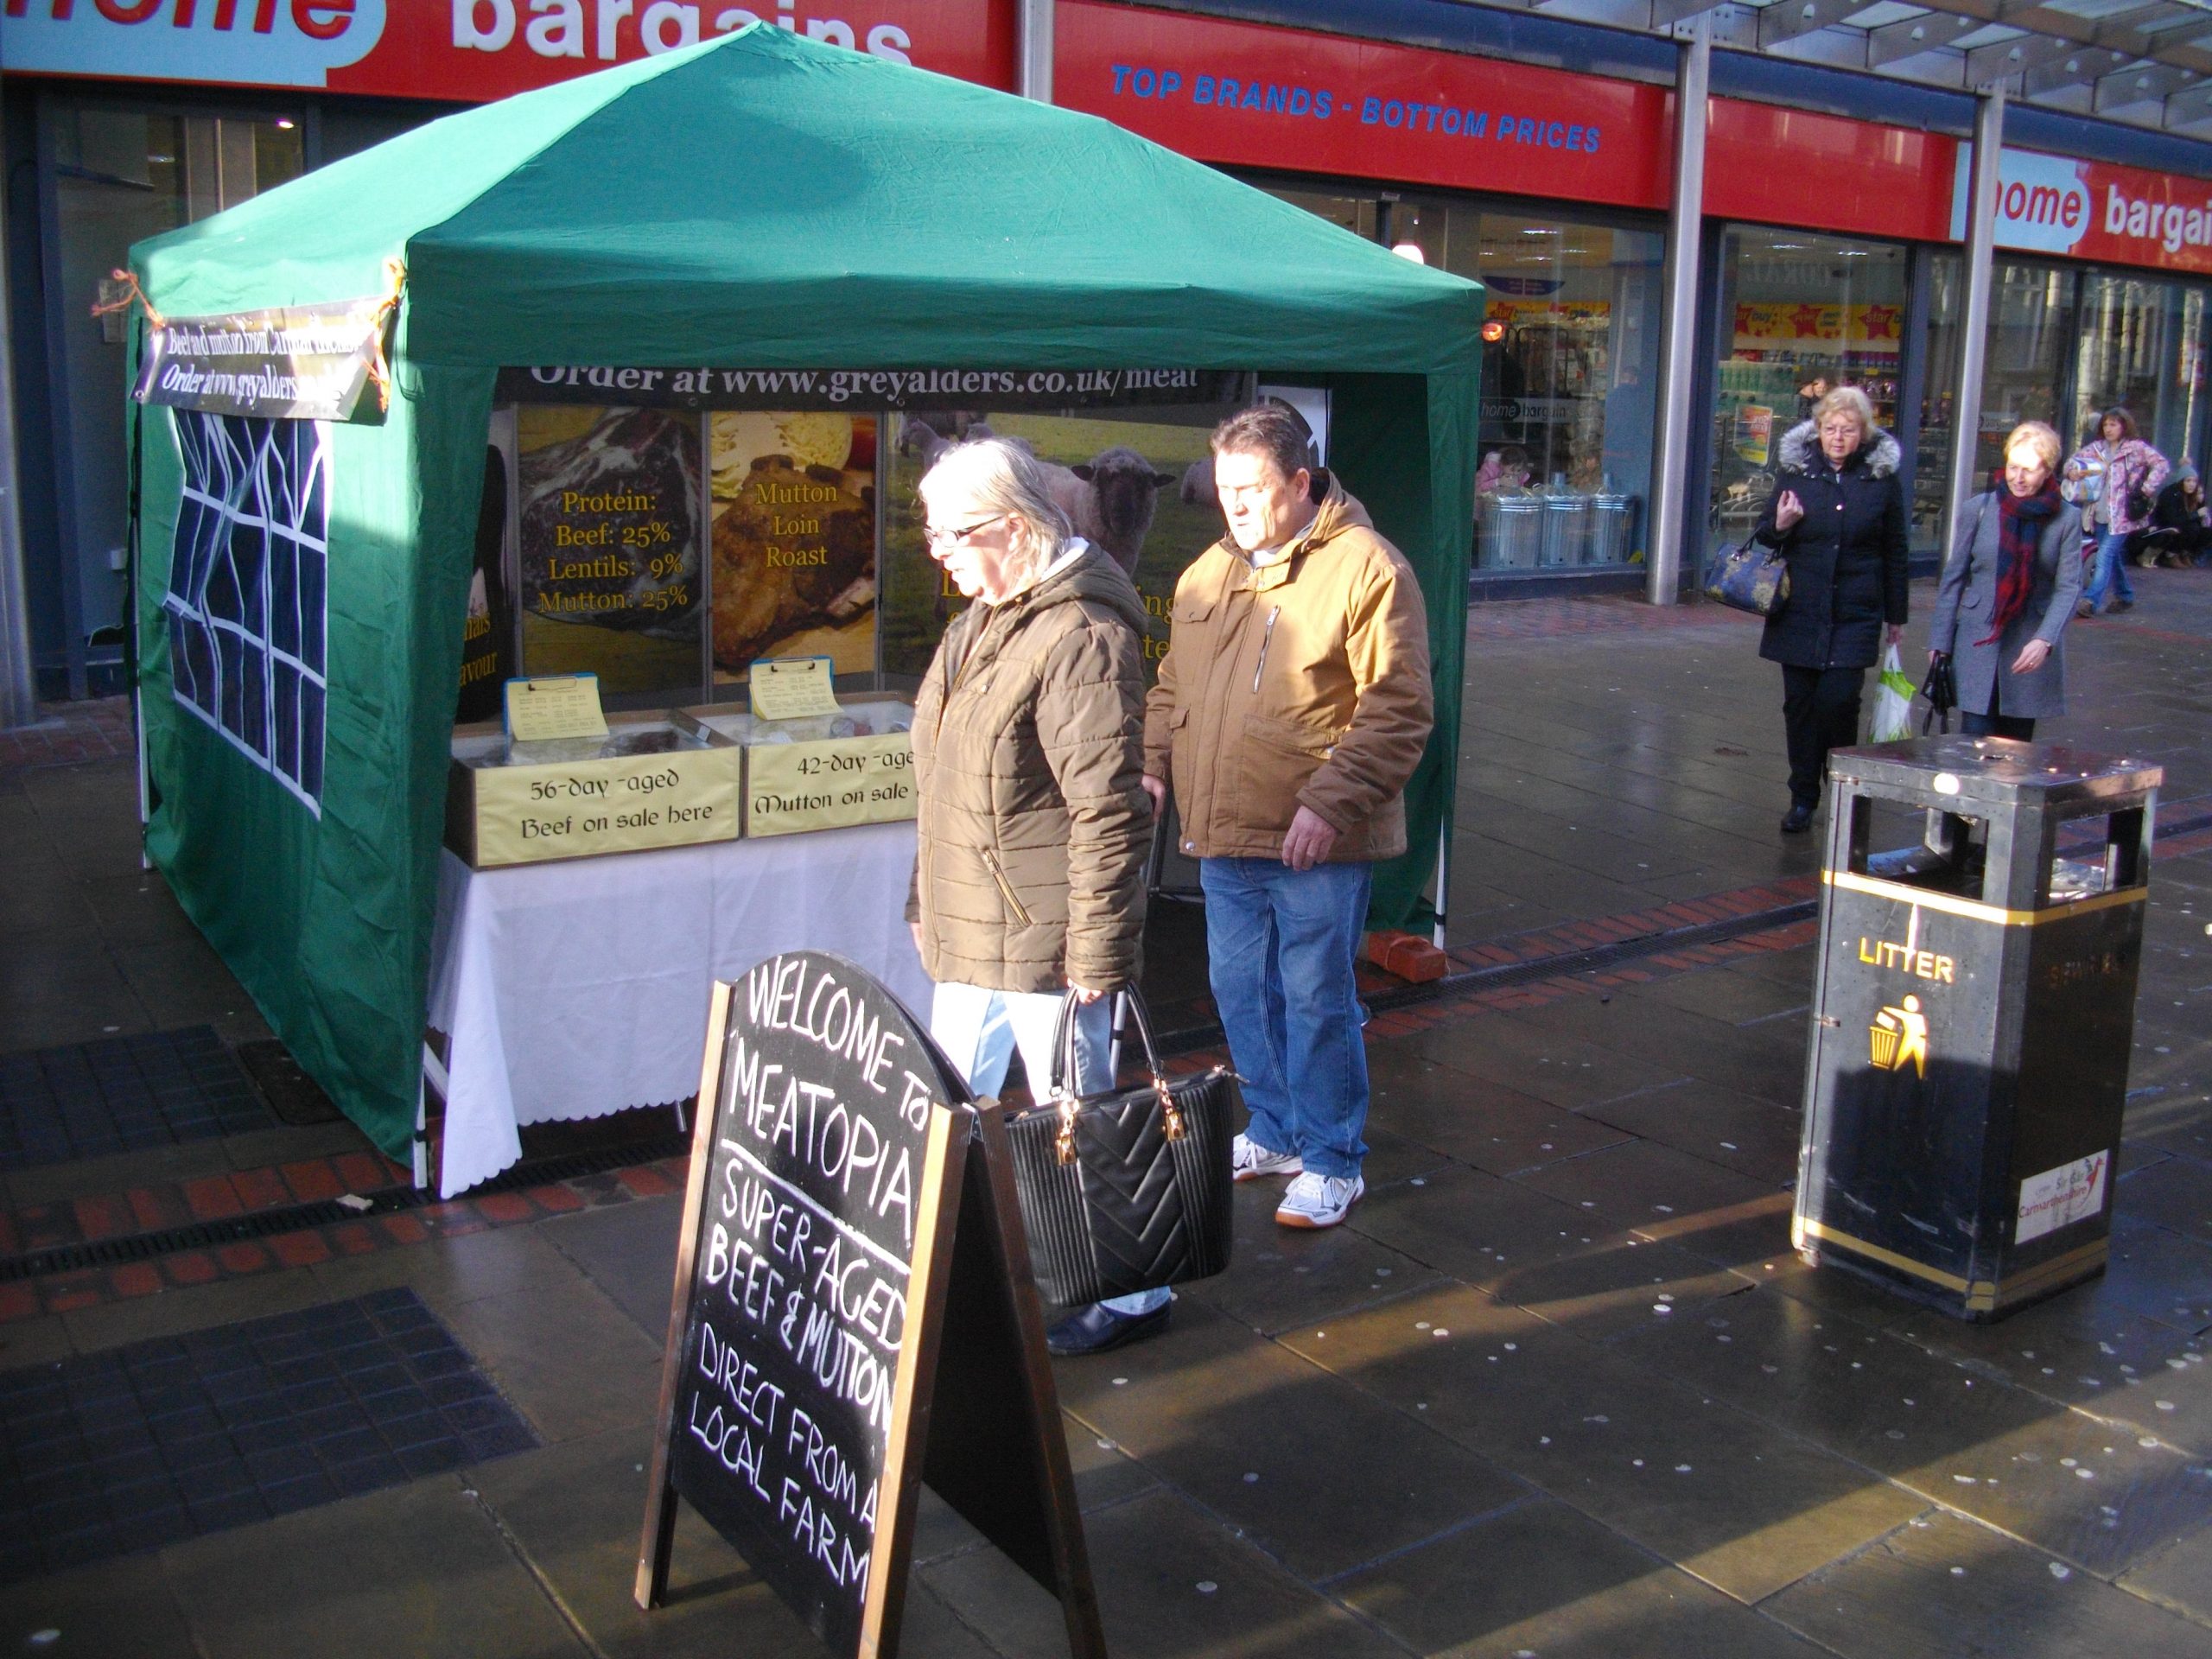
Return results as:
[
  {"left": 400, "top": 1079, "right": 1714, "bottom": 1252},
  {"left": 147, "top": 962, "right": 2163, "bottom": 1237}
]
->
[{"left": 1792, "top": 736, "right": 2160, "bottom": 1320}]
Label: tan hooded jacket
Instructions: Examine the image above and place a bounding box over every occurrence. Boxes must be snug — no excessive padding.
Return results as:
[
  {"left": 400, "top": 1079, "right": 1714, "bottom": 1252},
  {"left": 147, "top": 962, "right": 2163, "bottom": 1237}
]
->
[
  {"left": 906, "top": 543, "right": 1150, "bottom": 995},
  {"left": 1143, "top": 476, "right": 1432, "bottom": 863}
]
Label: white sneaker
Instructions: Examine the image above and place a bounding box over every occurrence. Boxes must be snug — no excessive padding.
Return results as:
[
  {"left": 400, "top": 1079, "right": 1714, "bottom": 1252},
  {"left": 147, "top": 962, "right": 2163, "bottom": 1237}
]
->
[
  {"left": 1275, "top": 1171, "right": 1364, "bottom": 1230},
  {"left": 1231, "top": 1133, "right": 1302, "bottom": 1183}
]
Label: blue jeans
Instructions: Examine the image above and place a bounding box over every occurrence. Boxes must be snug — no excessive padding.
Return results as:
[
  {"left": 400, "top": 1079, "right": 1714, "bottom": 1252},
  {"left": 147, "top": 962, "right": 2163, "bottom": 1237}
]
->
[
  {"left": 929, "top": 982, "right": 1170, "bottom": 1317},
  {"left": 2083, "top": 528, "right": 2135, "bottom": 609},
  {"left": 1199, "top": 857, "right": 1372, "bottom": 1179}
]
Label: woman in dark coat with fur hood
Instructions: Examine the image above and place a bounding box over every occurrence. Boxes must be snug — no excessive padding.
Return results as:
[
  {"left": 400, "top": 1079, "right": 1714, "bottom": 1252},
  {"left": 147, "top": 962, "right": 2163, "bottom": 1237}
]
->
[{"left": 1750, "top": 386, "right": 1910, "bottom": 834}]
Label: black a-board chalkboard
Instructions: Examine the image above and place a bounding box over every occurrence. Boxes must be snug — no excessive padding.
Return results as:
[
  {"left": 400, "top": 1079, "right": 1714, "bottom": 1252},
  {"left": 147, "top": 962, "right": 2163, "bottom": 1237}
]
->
[{"left": 637, "top": 951, "right": 1105, "bottom": 1659}]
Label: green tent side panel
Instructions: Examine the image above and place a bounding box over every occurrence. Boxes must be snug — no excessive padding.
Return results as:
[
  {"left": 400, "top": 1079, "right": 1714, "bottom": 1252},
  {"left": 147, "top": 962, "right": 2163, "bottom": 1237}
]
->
[
  {"left": 1322, "top": 372, "right": 1478, "bottom": 934},
  {"left": 134, "top": 313, "right": 491, "bottom": 1164}
]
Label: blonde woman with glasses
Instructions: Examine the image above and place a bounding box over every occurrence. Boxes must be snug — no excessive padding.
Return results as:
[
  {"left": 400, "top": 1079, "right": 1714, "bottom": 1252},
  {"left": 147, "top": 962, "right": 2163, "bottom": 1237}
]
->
[{"left": 904, "top": 436, "right": 1167, "bottom": 1357}]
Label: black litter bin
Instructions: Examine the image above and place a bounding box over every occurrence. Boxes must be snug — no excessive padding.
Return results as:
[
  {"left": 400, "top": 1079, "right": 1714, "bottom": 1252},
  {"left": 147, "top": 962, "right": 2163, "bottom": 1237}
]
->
[{"left": 1792, "top": 734, "right": 2161, "bottom": 1320}]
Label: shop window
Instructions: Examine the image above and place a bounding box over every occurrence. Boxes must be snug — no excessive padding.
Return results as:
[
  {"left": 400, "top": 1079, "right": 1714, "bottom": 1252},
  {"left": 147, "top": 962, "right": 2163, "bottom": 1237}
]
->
[
  {"left": 1923, "top": 257, "right": 2075, "bottom": 554},
  {"left": 1389, "top": 200, "right": 1662, "bottom": 572},
  {"left": 1927, "top": 260, "right": 2209, "bottom": 558},
  {"left": 1258, "top": 185, "right": 1378, "bottom": 242},
  {"left": 2073, "top": 274, "right": 2205, "bottom": 469},
  {"left": 164, "top": 413, "right": 328, "bottom": 812},
  {"left": 1707, "top": 229, "right": 1910, "bottom": 567}
]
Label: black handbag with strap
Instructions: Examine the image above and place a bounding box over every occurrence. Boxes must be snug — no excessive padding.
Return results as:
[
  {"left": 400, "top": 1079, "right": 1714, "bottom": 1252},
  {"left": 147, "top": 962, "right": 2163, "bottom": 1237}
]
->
[
  {"left": 1002, "top": 988, "right": 1237, "bottom": 1306},
  {"left": 1920, "top": 652, "right": 1957, "bottom": 735}
]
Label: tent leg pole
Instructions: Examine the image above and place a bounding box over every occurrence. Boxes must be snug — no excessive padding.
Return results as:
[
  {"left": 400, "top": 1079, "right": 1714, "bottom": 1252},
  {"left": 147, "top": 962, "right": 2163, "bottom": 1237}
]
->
[
  {"left": 1432, "top": 816, "right": 1450, "bottom": 950},
  {"left": 135, "top": 680, "right": 151, "bottom": 871},
  {"left": 413, "top": 1058, "right": 431, "bottom": 1191}
]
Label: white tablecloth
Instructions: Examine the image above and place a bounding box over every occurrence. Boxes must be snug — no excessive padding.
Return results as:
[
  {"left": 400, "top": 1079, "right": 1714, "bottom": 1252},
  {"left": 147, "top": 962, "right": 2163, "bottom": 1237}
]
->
[{"left": 424, "top": 823, "right": 930, "bottom": 1197}]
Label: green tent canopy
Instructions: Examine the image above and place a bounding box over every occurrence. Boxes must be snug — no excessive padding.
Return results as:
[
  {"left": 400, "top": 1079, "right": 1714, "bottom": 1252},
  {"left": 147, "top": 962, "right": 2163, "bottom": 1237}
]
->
[{"left": 129, "top": 24, "right": 1484, "bottom": 1164}]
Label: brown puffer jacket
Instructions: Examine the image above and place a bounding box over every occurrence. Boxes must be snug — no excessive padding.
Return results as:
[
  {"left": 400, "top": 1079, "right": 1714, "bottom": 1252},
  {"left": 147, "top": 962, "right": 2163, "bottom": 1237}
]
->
[
  {"left": 1143, "top": 476, "right": 1432, "bottom": 862},
  {"left": 906, "top": 543, "right": 1151, "bottom": 995}
]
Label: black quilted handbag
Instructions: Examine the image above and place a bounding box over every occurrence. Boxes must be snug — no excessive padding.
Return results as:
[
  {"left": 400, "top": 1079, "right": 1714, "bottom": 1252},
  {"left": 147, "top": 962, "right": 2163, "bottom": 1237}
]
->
[
  {"left": 1919, "top": 652, "right": 1956, "bottom": 736},
  {"left": 1004, "top": 989, "right": 1237, "bottom": 1306}
]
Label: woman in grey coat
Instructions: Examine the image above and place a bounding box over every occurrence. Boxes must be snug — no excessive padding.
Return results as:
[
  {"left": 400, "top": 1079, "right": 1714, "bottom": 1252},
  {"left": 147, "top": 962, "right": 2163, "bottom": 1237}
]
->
[{"left": 1927, "top": 421, "right": 2082, "bottom": 741}]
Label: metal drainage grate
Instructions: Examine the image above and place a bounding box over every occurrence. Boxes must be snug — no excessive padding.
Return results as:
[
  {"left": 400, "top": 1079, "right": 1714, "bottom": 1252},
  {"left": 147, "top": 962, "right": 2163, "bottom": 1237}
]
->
[
  {"left": 0, "top": 1288, "right": 537, "bottom": 1584},
  {"left": 232, "top": 1039, "right": 345, "bottom": 1128}
]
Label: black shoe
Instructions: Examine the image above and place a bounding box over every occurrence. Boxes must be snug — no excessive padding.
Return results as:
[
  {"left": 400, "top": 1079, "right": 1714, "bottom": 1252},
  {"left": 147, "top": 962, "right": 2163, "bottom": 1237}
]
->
[
  {"left": 1046, "top": 1299, "right": 1172, "bottom": 1357},
  {"left": 2111, "top": 597, "right": 2134, "bottom": 613},
  {"left": 1780, "top": 804, "right": 1815, "bottom": 835}
]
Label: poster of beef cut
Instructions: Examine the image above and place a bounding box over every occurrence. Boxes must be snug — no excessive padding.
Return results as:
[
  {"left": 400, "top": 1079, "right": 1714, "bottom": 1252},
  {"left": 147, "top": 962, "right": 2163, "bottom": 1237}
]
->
[{"left": 709, "top": 412, "right": 880, "bottom": 683}]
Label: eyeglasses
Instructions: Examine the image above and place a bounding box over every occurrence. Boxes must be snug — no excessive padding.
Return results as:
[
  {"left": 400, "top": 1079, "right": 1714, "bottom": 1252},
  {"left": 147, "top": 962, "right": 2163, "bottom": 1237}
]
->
[{"left": 922, "top": 514, "right": 1006, "bottom": 552}]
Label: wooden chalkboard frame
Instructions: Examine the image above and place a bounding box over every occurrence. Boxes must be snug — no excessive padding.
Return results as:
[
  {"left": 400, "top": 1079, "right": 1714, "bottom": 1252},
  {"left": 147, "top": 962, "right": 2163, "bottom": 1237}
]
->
[{"left": 637, "top": 975, "right": 1107, "bottom": 1659}]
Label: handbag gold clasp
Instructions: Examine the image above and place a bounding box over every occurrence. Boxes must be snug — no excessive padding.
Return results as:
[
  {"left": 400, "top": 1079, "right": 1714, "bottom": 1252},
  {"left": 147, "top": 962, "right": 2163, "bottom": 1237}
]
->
[
  {"left": 1053, "top": 1092, "right": 1080, "bottom": 1165},
  {"left": 1154, "top": 1075, "right": 1185, "bottom": 1141}
]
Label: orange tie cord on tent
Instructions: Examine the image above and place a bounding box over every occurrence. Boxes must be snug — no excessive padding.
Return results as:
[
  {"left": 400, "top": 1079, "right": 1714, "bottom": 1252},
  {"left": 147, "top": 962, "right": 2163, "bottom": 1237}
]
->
[
  {"left": 91, "top": 269, "right": 166, "bottom": 332},
  {"left": 363, "top": 257, "right": 408, "bottom": 412}
]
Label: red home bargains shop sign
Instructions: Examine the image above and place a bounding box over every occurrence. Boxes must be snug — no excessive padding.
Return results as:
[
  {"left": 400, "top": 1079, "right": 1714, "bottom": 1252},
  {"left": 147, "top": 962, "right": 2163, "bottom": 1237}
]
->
[
  {"left": 1951, "top": 146, "right": 2212, "bottom": 277},
  {"left": 1053, "top": 0, "right": 1956, "bottom": 241},
  {"left": 0, "top": 0, "right": 1013, "bottom": 98}
]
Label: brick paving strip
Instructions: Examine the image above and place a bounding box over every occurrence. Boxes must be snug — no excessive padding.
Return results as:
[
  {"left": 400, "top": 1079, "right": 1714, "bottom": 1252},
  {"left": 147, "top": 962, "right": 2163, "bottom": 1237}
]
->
[{"left": 0, "top": 699, "right": 134, "bottom": 776}]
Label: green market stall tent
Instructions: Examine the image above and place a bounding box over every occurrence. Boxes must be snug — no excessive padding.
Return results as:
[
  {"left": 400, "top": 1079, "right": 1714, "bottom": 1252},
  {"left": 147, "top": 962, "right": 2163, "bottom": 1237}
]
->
[{"left": 127, "top": 24, "right": 1486, "bottom": 1164}]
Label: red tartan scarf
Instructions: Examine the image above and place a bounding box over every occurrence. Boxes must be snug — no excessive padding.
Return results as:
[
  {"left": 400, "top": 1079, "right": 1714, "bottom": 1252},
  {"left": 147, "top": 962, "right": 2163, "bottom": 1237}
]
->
[{"left": 1980, "top": 474, "right": 2061, "bottom": 647}]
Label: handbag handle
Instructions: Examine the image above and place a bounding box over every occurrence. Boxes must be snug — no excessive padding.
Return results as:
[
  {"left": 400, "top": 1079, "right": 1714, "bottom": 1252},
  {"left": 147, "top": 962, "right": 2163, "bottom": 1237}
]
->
[{"left": 1045, "top": 985, "right": 1184, "bottom": 1164}]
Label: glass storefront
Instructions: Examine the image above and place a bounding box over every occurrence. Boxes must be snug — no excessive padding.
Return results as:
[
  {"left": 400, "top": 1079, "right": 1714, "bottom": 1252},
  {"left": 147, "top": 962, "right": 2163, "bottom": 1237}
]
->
[
  {"left": 1394, "top": 200, "right": 1663, "bottom": 573},
  {"left": 1257, "top": 185, "right": 1664, "bottom": 575},
  {"left": 38, "top": 97, "right": 303, "bottom": 683},
  {"left": 2071, "top": 272, "right": 2209, "bottom": 467},
  {"left": 1917, "top": 255, "right": 2074, "bottom": 527},
  {"left": 1921, "top": 256, "right": 2212, "bottom": 562},
  {"left": 1706, "top": 227, "right": 1913, "bottom": 566}
]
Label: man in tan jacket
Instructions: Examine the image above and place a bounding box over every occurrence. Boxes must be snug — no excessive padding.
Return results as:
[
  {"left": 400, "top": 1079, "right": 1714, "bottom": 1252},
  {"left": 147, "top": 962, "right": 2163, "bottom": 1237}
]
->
[{"left": 1142, "top": 404, "right": 1433, "bottom": 1230}]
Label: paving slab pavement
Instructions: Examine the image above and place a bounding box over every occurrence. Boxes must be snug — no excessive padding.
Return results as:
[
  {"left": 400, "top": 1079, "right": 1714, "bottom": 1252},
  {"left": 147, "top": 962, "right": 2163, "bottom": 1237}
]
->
[{"left": 3, "top": 571, "right": 2210, "bottom": 1655}]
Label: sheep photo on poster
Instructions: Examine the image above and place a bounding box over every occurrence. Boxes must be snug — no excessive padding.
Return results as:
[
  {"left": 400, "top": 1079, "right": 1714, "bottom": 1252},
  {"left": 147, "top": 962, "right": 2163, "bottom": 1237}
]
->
[{"left": 880, "top": 409, "right": 1227, "bottom": 680}]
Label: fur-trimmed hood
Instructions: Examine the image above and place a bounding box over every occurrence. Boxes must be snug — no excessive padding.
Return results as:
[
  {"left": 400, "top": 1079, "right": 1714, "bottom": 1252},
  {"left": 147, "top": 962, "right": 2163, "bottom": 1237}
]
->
[{"left": 1777, "top": 419, "right": 1902, "bottom": 479}]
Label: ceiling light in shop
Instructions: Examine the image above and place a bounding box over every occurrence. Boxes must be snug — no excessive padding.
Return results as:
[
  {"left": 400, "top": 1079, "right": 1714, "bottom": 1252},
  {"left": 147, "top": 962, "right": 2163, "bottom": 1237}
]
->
[
  {"left": 1840, "top": 249, "right": 1870, "bottom": 257},
  {"left": 1770, "top": 242, "right": 1808, "bottom": 251},
  {"left": 1392, "top": 243, "right": 1427, "bottom": 264},
  {"left": 1520, "top": 226, "right": 1559, "bottom": 236},
  {"left": 1481, "top": 321, "right": 1508, "bottom": 342},
  {"left": 276, "top": 118, "right": 296, "bottom": 130}
]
